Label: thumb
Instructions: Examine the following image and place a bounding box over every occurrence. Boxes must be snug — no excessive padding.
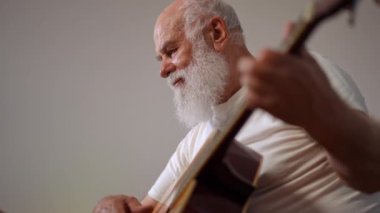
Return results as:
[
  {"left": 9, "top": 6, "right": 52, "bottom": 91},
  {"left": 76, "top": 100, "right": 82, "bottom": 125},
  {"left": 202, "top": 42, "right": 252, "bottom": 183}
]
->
[
  {"left": 131, "top": 205, "right": 153, "bottom": 213},
  {"left": 282, "top": 21, "right": 310, "bottom": 57},
  {"left": 283, "top": 21, "right": 296, "bottom": 39}
]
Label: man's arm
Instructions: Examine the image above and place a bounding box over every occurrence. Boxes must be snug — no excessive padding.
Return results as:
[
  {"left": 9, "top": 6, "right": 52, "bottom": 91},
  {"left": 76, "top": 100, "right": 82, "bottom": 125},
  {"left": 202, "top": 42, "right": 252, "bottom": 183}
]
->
[
  {"left": 306, "top": 102, "right": 380, "bottom": 193},
  {"left": 240, "top": 49, "right": 380, "bottom": 193},
  {"left": 93, "top": 127, "right": 196, "bottom": 213}
]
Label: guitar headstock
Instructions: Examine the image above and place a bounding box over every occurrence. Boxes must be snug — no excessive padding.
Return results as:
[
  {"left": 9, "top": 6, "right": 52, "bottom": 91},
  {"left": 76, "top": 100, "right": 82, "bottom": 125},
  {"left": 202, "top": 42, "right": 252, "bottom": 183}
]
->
[
  {"left": 279, "top": 0, "right": 365, "bottom": 54},
  {"left": 307, "top": 0, "right": 358, "bottom": 25},
  {"left": 310, "top": 0, "right": 380, "bottom": 26}
]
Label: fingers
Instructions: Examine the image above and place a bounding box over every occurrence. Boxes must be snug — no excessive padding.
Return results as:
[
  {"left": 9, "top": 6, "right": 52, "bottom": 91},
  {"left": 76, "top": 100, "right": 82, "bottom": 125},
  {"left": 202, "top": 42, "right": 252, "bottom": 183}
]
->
[
  {"left": 238, "top": 54, "right": 274, "bottom": 109},
  {"left": 124, "top": 197, "right": 141, "bottom": 210},
  {"left": 238, "top": 43, "right": 333, "bottom": 127},
  {"left": 132, "top": 205, "right": 154, "bottom": 213},
  {"left": 93, "top": 195, "right": 149, "bottom": 213},
  {"left": 93, "top": 195, "right": 127, "bottom": 213},
  {"left": 238, "top": 48, "right": 307, "bottom": 110},
  {"left": 124, "top": 197, "right": 153, "bottom": 213},
  {"left": 282, "top": 21, "right": 313, "bottom": 57},
  {"left": 283, "top": 22, "right": 296, "bottom": 38},
  {"left": 240, "top": 50, "right": 282, "bottom": 82}
]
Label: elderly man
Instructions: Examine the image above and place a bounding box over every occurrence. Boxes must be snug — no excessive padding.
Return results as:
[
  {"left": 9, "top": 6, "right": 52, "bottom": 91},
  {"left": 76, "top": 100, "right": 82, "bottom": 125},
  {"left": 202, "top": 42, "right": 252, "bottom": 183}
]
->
[{"left": 94, "top": 0, "right": 380, "bottom": 212}]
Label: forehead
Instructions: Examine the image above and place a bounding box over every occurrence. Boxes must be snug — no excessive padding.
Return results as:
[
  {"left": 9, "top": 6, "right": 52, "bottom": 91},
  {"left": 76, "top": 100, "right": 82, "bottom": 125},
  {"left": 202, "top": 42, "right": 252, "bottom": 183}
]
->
[
  {"left": 154, "top": 3, "right": 186, "bottom": 52},
  {"left": 154, "top": 18, "right": 184, "bottom": 47}
]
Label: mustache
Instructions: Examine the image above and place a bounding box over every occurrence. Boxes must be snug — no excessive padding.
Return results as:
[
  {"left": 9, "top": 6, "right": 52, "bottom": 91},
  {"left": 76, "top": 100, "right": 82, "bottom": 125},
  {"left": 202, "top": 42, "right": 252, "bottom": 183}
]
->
[{"left": 167, "top": 70, "right": 187, "bottom": 88}]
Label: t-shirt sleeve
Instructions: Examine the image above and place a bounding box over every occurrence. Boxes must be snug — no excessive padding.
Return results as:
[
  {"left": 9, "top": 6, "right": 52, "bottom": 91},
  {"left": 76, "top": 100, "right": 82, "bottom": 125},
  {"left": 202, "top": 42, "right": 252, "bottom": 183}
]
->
[
  {"left": 147, "top": 128, "right": 196, "bottom": 203},
  {"left": 312, "top": 52, "right": 367, "bottom": 112}
]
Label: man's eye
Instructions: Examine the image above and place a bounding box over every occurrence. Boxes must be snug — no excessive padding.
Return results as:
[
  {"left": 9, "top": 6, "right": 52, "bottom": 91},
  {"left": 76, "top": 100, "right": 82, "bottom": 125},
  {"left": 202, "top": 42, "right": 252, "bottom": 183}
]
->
[{"left": 167, "top": 48, "right": 178, "bottom": 57}]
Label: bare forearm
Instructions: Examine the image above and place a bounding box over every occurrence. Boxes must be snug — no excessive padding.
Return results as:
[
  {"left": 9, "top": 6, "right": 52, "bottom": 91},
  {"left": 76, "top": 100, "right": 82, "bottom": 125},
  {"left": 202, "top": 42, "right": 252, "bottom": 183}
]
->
[
  {"left": 305, "top": 99, "right": 380, "bottom": 193},
  {"left": 238, "top": 49, "right": 380, "bottom": 192}
]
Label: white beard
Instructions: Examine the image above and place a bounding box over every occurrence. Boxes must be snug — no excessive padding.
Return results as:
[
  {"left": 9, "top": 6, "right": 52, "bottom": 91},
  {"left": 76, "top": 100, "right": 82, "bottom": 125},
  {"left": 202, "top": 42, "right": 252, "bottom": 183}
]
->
[{"left": 167, "top": 38, "right": 230, "bottom": 128}]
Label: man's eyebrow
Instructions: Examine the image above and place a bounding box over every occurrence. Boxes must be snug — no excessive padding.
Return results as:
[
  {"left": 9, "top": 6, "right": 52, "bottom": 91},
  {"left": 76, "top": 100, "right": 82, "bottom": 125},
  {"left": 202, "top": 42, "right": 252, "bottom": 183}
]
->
[{"left": 155, "top": 40, "right": 177, "bottom": 61}]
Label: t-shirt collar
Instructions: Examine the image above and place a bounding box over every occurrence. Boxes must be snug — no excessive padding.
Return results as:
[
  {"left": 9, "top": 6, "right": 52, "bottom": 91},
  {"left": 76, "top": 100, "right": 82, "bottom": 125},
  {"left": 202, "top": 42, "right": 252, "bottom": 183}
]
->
[{"left": 210, "top": 88, "right": 246, "bottom": 129}]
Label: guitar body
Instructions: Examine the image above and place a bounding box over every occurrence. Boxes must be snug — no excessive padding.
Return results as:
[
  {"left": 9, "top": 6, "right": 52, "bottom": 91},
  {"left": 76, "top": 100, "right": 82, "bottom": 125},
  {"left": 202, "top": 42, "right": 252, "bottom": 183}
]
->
[{"left": 171, "top": 141, "right": 262, "bottom": 213}]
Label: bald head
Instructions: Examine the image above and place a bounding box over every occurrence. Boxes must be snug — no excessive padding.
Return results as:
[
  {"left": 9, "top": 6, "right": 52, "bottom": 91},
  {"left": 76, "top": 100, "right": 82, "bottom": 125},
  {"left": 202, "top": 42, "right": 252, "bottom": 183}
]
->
[
  {"left": 154, "top": 0, "right": 185, "bottom": 47},
  {"left": 156, "top": 0, "right": 246, "bottom": 43},
  {"left": 155, "top": 0, "right": 184, "bottom": 25}
]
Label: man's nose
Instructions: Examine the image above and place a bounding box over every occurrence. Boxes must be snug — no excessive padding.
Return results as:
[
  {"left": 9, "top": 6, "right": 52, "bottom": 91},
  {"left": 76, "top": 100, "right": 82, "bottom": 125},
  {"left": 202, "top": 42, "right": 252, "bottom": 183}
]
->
[{"left": 160, "top": 59, "right": 176, "bottom": 78}]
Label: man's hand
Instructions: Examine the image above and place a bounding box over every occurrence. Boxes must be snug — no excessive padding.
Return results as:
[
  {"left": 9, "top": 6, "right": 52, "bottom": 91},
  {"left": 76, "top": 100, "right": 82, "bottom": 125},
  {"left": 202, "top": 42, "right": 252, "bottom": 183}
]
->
[
  {"left": 239, "top": 49, "right": 343, "bottom": 128},
  {"left": 93, "top": 195, "right": 153, "bottom": 213},
  {"left": 238, "top": 21, "right": 345, "bottom": 128}
]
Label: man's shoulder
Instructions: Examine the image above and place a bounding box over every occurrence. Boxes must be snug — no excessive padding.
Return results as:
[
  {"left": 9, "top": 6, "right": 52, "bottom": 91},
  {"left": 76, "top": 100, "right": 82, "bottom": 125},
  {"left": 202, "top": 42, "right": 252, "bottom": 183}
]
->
[
  {"left": 311, "top": 51, "right": 367, "bottom": 112},
  {"left": 176, "top": 121, "right": 216, "bottom": 161},
  {"left": 185, "top": 121, "right": 212, "bottom": 137}
]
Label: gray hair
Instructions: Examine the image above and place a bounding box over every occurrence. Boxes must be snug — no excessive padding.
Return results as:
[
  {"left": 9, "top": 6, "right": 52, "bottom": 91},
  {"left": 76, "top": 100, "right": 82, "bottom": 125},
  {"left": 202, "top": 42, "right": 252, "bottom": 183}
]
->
[{"left": 180, "top": 0, "right": 245, "bottom": 45}]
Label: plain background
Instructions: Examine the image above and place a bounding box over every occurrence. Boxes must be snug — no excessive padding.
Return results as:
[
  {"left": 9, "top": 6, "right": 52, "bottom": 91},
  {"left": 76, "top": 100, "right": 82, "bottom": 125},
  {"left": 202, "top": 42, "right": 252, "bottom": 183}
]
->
[{"left": 0, "top": 0, "right": 379, "bottom": 212}]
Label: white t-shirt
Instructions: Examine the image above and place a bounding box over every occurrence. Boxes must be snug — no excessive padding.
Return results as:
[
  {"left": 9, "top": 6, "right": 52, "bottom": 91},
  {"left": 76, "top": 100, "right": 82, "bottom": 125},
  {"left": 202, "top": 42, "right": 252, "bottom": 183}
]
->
[{"left": 148, "top": 53, "right": 380, "bottom": 212}]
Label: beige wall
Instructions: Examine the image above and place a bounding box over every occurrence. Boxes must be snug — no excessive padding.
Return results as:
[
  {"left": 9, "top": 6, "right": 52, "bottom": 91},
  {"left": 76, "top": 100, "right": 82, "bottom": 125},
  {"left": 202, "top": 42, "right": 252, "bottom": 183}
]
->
[{"left": 0, "top": 0, "right": 379, "bottom": 212}]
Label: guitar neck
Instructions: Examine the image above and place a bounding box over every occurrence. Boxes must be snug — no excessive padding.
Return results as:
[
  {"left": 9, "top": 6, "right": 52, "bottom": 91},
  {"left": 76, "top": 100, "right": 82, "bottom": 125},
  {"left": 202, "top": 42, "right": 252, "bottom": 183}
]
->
[{"left": 214, "top": 7, "right": 316, "bottom": 155}]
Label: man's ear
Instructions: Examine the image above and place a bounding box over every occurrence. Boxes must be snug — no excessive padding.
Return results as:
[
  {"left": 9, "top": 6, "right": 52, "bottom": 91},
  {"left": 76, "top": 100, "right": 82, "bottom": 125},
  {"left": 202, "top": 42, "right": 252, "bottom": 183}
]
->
[{"left": 205, "top": 16, "right": 228, "bottom": 52}]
